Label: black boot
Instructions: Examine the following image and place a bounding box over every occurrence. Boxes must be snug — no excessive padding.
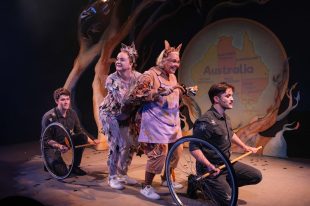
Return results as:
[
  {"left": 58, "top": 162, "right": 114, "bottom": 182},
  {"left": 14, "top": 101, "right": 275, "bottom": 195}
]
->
[
  {"left": 71, "top": 166, "right": 87, "bottom": 176},
  {"left": 43, "top": 165, "right": 48, "bottom": 172},
  {"left": 187, "top": 174, "right": 198, "bottom": 199}
]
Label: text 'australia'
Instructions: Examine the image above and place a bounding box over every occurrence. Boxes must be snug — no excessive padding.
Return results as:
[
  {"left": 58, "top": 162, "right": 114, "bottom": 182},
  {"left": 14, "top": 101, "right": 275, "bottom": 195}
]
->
[{"left": 203, "top": 64, "right": 254, "bottom": 75}]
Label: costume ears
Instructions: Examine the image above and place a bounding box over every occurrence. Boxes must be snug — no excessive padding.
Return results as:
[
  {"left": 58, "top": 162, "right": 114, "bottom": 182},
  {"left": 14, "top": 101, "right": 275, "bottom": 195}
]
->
[
  {"left": 164, "top": 40, "right": 170, "bottom": 50},
  {"left": 176, "top": 43, "right": 182, "bottom": 52},
  {"left": 164, "top": 40, "right": 182, "bottom": 52}
]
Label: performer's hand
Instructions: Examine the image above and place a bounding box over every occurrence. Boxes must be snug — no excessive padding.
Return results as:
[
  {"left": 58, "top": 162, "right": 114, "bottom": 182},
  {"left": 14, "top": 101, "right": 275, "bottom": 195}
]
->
[
  {"left": 87, "top": 136, "right": 100, "bottom": 145},
  {"left": 158, "top": 86, "right": 174, "bottom": 96},
  {"left": 243, "top": 145, "right": 259, "bottom": 154},
  {"left": 207, "top": 163, "right": 221, "bottom": 177},
  {"left": 58, "top": 144, "right": 69, "bottom": 153},
  {"left": 92, "top": 139, "right": 100, "bottom": 145}
]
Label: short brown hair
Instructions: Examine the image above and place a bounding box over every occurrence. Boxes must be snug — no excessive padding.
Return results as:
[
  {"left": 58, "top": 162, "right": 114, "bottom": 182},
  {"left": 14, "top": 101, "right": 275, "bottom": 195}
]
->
[
  {"left": 53, "top": 88, "right": 71, "bottom": 101},
  {"left": 208, "top": 82, "right": 234, "bottom": 104}
]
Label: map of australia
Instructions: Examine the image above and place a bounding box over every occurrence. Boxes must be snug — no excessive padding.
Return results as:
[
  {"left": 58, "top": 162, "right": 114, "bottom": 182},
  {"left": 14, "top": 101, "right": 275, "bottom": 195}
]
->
[{"left": 191, "top": 32, "right": 269, "bottom": 111}]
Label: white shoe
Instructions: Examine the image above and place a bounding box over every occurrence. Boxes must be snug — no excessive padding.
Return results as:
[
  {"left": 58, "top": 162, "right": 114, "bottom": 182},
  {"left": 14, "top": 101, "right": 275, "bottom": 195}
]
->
[
  {"left": 161, "top": 180, "right": 183, "bottom": 189},
  {"left": 140, "top": 185, "right": 160, "bottom": 200},
  {"left": 108, "top": 175, "right": 124, "bottom": 190},
  {"left": 117, "top": 175, "right": 138, "bottom": 185}
]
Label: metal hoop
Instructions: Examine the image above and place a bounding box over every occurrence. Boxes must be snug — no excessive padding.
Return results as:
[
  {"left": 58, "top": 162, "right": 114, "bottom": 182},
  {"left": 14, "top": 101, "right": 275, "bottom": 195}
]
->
[
  {"left": 41, "top": 122, "right": 74, "bottom": 180},
  {"left": 165, "top": 136, "right": 238, "bottom": 206}
]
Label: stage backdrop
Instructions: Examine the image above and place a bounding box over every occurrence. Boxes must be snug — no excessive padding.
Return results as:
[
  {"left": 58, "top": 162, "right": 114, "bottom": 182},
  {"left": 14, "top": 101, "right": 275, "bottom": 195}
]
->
[{"left": 179, "top": 18, "right": 299, "bottom": 157}]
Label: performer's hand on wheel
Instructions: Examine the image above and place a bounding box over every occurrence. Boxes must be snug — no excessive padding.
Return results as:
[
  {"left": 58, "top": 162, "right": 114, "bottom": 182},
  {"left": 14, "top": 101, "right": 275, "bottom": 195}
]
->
[{"left": 59, "top": 144, "right": 69, "bottom": 153}]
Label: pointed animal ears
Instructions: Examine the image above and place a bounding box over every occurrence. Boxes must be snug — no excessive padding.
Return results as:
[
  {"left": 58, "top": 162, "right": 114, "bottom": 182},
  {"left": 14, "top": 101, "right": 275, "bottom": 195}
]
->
[
  {"left": 156, "top": 40, "right": 182, "bottom": 65},
  {"left": 164, "top": 40, "right": 182, "bottom": 53}
]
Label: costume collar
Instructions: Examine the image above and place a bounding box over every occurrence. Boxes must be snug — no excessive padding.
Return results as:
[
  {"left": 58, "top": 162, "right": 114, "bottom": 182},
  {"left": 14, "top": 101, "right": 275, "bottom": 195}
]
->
[
  {"left": 210, "top": 106, "right": 226, "bottom": 120},
  {"left": 55, "top": 107, "right": 70, "bottom": 119},
  {"left": 153, "top": 66, "right": 163, "bottom": 75},
  {"left": 153, "top": 66, "right": 171, "bottom": 80}
]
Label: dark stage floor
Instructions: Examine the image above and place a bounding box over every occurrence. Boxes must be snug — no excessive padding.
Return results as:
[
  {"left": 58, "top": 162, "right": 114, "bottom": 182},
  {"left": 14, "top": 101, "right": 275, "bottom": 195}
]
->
[{"left": 1, "top": 141, "right": 310, "bottom": 206}]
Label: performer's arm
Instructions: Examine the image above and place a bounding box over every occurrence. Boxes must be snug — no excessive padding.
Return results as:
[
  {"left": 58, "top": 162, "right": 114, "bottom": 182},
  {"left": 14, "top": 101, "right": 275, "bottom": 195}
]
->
[
  {"left": 41, "top": 113, "right": 51, "bottom": 136},
  {"left": 105, "top": 76, "right": 125, "bottom": 104},
  {"left": 72, "top": 110, "right": 99, "bottom": 145},
  {"left": 127, "top": 74, "right": 159, "bottom": 103},
  {"left": 231, "top": 133, "right": 259, "bottom": 153},
  {"left": 73, "top": 110, "right": 84, "bottom": 135},
  {"left": 47, "top": 139, "right": 68, "bottom": 152},
  {"left": 41, "top": 113, "right": 59, "bottom": 148},
  {"left": 190, "top": 149, "right": 220, "bottom": 176},
  {"left": 87, "top": 136, "right": 100, "bottom": 144},
  {"left": 190, "top": 119, "right": 220, "bottom": 175}
]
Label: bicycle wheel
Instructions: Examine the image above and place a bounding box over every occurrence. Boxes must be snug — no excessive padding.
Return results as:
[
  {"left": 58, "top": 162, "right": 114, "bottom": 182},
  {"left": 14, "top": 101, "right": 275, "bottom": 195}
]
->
[
  {"left": 165, "top": 136, "right": 238, "bottom": 206},
  {"left": 41, "top": 122, "right": 74, "bottom": 179}
]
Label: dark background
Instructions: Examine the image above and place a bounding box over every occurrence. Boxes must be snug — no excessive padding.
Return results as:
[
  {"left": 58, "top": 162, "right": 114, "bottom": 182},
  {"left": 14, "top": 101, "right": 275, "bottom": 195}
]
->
[{"left": 1, "top": 0, "right": 309, "bottom": 158}]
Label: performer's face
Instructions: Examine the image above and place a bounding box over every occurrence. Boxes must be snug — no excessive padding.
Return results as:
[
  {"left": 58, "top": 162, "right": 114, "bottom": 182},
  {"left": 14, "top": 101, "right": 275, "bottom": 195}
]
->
[
  {"left": 162, "top": 52, "right": 180, "bottom": 74},
  {"left": 56, "top": 95, "right": 71, "bottom": 111},
  {"left": 115, "top": 51, "right": 132, "bottom": 72},
  {"left": 217, "top": 88, "right": 234, "bottom": 110}
]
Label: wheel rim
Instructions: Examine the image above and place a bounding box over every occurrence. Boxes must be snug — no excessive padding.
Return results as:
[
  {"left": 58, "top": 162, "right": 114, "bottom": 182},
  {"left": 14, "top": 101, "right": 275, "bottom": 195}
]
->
[
  {"left": 41, "top": 122, "right": 74, "bottom": 180},
  {"left": 165, "top": 136, "right": 238, "bottom": 206}
]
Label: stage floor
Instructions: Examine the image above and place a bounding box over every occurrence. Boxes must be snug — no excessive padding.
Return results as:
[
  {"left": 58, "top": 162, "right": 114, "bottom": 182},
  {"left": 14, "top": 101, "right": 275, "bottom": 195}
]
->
[{"left": 1, "top": 141, "right": 310, "bottom": 206}]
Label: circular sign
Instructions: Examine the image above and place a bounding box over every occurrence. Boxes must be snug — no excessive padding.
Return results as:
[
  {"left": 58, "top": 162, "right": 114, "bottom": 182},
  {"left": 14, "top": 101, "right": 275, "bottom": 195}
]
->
[{"left": 179, "top": 18, "right": 288, "bottom": 128}]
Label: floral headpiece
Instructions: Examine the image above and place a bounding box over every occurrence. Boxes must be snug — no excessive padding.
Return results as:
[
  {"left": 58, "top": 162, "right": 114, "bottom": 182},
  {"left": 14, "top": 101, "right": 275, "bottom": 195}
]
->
[
  {"left": 120, "top": 42, "right": 138, "bottom": 66},
  {"left": 156, "top": 40, "right": 182, "bottom": 65}
]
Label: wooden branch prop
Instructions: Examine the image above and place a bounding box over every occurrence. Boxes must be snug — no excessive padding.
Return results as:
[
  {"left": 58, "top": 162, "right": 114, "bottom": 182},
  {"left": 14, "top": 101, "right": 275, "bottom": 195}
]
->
[
  {"left": 63, "top": 137, "right": 102, "bottom": 149},
  {"left": 74, "top": 142, "right": 103, "bottom": 149},
  {"left": 235, "top": 60, "right": 289, "bottom": 148},
  {"left": 196, "top": 146, "right": 263, "bottom": 181}
]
